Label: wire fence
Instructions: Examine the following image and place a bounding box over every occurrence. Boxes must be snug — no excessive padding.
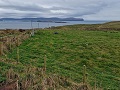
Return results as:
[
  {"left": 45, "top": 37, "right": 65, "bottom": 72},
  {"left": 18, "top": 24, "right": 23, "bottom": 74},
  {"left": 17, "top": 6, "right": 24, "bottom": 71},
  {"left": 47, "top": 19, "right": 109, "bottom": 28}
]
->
[{"left": 0, "top": 30, "right": 120, "bottom": 90}]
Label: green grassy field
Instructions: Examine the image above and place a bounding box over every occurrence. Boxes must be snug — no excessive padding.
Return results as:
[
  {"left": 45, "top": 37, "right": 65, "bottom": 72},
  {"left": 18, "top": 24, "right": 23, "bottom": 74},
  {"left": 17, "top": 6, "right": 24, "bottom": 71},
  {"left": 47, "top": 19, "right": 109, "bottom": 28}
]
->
[{"left": 0, "top": 23, "right": 120, "bottom": 89}]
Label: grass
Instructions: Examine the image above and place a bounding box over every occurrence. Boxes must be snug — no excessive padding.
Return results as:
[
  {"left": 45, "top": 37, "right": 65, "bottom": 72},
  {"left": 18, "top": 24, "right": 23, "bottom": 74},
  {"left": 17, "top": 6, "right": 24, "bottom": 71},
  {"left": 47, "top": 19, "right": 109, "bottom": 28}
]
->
[{"left": 0, "top": 22, "right": 120, "bottom": 89}]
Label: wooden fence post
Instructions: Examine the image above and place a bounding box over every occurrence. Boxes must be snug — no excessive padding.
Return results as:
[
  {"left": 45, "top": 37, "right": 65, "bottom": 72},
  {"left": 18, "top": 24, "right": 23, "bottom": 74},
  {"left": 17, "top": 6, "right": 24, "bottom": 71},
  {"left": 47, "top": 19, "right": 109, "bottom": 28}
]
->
[
  {"left": 9, "top": 38, "right": 12, "bottom": 50},
  {"left": 0, "top": 42, "right": 3, "bottom": 56},
  {"left": 10, "top": 37, "right": 13, "bottom": 50},
  {"left": 17, "top": 37, "right": 19, "bottom": 46},
  {"left": 83, "top": 65, "right": 86, "bottom": 84},
  {"left": 44, "top": 55, "right": 46, "bottom": 72},
  {"left": 17, "top": 47, "right": 19, "bottom": 63},
  {"left": 94, "top": 79, "right": 97, "bottom": 90},
  {"left": 16, "top": 80, "right": 19, "bottom": 90},
  {"left": 31, "top": 30, "right": 35, "bottom": 36}
]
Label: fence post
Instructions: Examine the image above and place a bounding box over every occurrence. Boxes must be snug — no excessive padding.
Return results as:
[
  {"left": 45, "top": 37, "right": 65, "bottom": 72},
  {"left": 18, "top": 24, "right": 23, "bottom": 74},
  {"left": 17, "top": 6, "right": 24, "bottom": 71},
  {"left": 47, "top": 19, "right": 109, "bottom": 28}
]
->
[
  {"left": 83, "top": 65, "right": 86, "bottom": 84},
  {"left": 17, "top": 47, "right": 19, "bottom": 63},
  {"left": 44, "top": 55, "right": 47, "bottom": 73},
  {"left": 94, "top": 79, "right": 97, "bottom": 90},
  {"left": 31, "top": 29, "right": 35, "bottom": 36},
  {"left": 17, "top": 37, "right": 19, "bottom": 46},
  {"left": 16, "top": 80, "right": 19, "bottom": 90},
  {"left": 31, "top": 21, "right": 35, "bottom": 36},
  {"left": 10, "top": 37, "right": 13, "bottom": 50},
  {"left": 0, "top": 42, "right": 3, "bottom": 56}
]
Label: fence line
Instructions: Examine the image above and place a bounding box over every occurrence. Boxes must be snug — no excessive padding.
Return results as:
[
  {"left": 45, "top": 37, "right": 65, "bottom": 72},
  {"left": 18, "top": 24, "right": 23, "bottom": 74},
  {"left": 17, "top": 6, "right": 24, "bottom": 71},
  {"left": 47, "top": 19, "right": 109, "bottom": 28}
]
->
[{"left": 0, "top": 30, "right": 119, "bottom": 89}]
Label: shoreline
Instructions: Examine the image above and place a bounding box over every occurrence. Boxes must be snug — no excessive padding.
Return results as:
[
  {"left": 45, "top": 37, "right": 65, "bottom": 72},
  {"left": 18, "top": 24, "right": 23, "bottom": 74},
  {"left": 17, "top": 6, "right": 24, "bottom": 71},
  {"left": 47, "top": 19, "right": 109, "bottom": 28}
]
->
[{"left": 0, "top": 20, "right": 108, "bottom": 29}]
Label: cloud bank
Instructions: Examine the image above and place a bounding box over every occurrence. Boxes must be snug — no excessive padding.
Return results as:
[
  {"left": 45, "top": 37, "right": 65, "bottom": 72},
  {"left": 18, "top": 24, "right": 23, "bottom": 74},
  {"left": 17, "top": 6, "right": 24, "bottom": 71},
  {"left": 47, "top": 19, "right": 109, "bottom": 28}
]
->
[{"left": 0, "top": 0, "right": 120, "bottom": 20}]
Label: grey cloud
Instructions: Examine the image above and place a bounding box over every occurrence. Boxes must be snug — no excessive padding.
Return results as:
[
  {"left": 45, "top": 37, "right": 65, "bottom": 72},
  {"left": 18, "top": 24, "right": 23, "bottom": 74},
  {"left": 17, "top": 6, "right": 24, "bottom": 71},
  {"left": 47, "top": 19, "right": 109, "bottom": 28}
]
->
[
  {"left": 0, "top": 4, "right": 48, "bottom": 12},
  {"left": 0, "top": 0, "right": 120, "bottom": 20}
]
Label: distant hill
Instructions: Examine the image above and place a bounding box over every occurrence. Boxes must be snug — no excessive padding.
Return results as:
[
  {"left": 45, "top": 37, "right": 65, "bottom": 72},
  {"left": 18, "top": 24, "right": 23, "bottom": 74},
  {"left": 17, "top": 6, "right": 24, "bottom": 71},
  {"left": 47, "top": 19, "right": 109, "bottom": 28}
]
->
[
  {"left": 0, "top": 17, "right": 84, "bottom": 22},
  {"left": 61, "top": 17, "right": 84, "bottom": 21}
]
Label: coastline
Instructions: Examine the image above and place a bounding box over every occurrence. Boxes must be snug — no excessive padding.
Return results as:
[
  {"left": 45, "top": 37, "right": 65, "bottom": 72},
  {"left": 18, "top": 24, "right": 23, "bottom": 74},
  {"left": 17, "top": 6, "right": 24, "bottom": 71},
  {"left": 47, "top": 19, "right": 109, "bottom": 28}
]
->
[{"left": 0, "top": 20, "right": 108, "bottom": 29}]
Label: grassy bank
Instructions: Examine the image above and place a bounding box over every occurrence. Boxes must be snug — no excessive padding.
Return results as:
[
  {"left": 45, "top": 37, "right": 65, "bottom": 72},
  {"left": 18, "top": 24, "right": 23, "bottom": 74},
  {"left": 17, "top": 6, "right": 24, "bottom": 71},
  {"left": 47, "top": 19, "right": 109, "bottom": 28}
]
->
[{"left": 0, "top": 22, "right": 120, "bottom": 89}]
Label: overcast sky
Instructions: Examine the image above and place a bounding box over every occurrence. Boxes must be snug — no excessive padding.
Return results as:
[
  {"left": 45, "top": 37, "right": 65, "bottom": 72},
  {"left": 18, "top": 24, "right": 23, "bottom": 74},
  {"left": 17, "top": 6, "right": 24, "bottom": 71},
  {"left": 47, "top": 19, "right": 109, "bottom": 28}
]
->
[{"left": 0, "top": 0, "right": 120, "bottom": 20}]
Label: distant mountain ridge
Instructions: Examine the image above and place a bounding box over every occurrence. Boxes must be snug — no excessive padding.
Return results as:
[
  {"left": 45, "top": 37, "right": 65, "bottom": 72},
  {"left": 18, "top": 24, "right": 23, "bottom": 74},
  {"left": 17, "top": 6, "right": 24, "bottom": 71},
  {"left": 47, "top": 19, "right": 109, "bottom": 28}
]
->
[{"left": 0, "top": 17, "right": 84, "bottom": 22}]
